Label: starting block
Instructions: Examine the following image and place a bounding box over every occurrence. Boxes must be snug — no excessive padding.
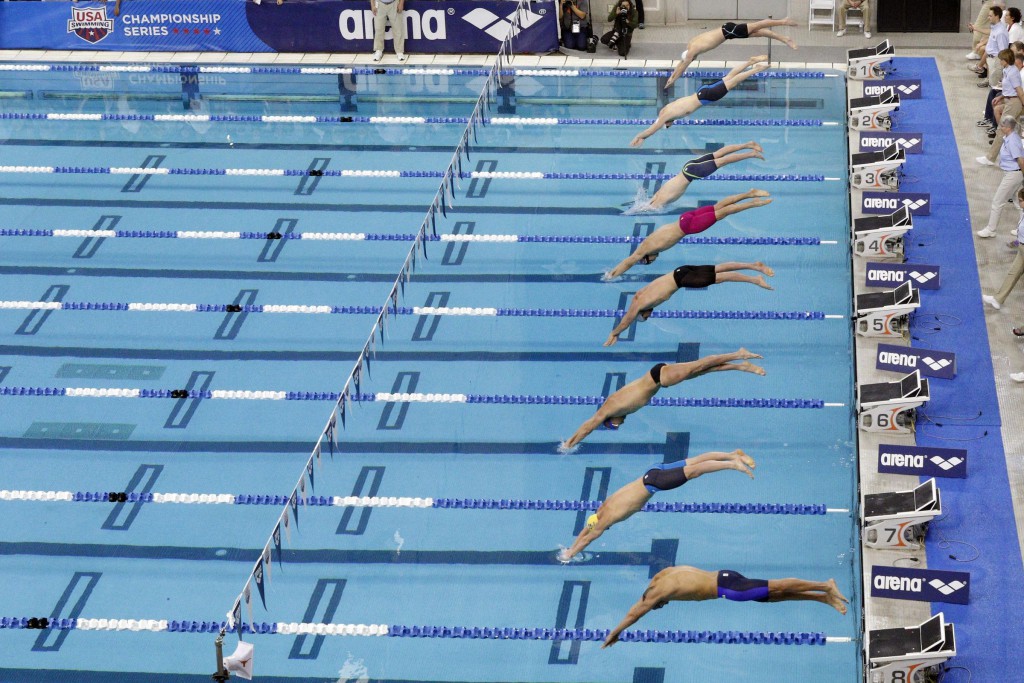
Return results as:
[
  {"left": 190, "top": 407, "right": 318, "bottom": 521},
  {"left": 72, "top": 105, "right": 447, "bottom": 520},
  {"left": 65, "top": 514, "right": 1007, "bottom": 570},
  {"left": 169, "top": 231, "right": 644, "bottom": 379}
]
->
[
  {"left": 857, "top": 369, "right": 929, "bottom": 434},
  {"left": 851, "top": 143, "right": 905, "bottom": 191},
  {"left": 849, "top": 89, "right": 900, "bottom": 131},
  {"left": 854, "top": 205, "right": 912, "bottom": 260},
  {"left": 866, "top": 613, "right": 956, "bottom": 683},
  {"left": 848, "top": 39, "right": 895, "bottom": 80},
  {"left": 862, "top": 478, "right": 941, "bottom": 551},
  {"left": 856, "top": 281, "right": 920, "bottom": 338}
]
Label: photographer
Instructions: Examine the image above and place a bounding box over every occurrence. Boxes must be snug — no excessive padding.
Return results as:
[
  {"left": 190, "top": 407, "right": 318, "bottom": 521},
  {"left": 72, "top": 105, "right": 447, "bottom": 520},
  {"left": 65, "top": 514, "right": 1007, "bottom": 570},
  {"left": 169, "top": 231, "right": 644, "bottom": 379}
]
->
[
  {"left": 560, "top": 0, "right": 591, "bottom": 51},
  {"left": 602, "top": 0, "right": 638, "bottom": 58}
]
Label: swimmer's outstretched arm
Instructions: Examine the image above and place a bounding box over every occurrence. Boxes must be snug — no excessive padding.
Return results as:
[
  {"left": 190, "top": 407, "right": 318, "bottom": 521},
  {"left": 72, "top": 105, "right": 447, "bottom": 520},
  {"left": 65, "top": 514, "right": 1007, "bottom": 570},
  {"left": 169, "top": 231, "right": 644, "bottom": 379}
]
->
[
  {"left": 604, "top": 295, "right": 647, "bottom": 346},
  {"left": 664, "top": 58, "right": 689, "bottom": 90},
  {"left": 562, "top": 414, "right": 604, "bottom": 451},
  {"left": 602, "top": 596, "right": 657, "bottom": 648},
  {"left": 630, "top": 118, "right": 665, "bottom": 148},
  {"left": 562, "top": 522, "right": 607, "bottom": 561}
]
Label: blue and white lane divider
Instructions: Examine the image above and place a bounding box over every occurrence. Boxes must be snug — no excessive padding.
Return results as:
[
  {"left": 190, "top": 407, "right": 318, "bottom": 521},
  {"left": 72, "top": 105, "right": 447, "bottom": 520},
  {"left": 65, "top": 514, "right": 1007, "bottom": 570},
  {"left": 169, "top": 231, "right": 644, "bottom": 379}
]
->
[
  {"left": 0, "top": 386, "right": 844, "bottom": 408},
  {"left": 0, "top": 62, "right": 831, "bottom": 80},
  {"left": 0, "top": 229, "right": 835, "bottom": 247},
  {"left": 0, "top": 165, "right": 829, "bottom": 182},
  {"left": 0, "top": 616, "right": 851, "bottom": 644},
  {"left": 0, "top": 299, "right": 844, "bottom": 322},
  {"left": 0, "top": 112, "right": 833, "bottom": 128},
  {"left": 0, "top": 489, "right": 849, "bottom": 515}
]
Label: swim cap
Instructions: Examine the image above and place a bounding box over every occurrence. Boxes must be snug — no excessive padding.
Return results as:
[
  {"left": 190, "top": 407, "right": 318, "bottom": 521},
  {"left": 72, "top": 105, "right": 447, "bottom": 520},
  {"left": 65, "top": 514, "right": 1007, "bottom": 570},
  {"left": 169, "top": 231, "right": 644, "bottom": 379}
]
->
[{"left": 586, "top": 513, "right": 599, "bottom": 530}]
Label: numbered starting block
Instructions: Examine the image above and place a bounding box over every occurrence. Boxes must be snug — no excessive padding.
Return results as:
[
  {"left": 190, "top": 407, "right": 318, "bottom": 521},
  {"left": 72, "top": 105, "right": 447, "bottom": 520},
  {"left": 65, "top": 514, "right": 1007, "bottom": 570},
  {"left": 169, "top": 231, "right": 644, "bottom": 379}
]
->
[
  {"left": 857, "top": 369, "right": 929, "bottom": 434},
  {"left": 849, "top": 89, "right": 900, "bottom": 131},
  {"left": 851, "top": 142, "right": 905, "bottom": 191},
  {"left": 863, "top": 478, "right": 941, "bottom": 551},
  {"left": 866, "top": 612, "right": 956, "bottom": 683},
  {"left": 848, "top": 39, "right": 895, "bottom": 80},
  {"left": 856, "top": 281, "right": 919, "bottom": 338},
  {"left": 854, "top": 206, "right": 912, "bottom": 260}
]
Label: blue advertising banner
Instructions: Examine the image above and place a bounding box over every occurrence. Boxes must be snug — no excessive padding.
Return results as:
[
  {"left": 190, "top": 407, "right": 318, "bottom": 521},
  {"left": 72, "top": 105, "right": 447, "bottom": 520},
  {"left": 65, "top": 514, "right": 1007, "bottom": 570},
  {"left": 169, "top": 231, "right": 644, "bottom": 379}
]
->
[
  {"left": 877, "top": 443, "right": 967, "bottom": 478},
  {"left": 860, "top": 131, "right": 924, "bottom": 154},
  {"left": 876, "top": 343, "right": 956, "bottom": 379},
  {"left": 871, "top": 566, "right": 970, "bottom": 605},
  {"left": 862, "top": 191, "right": 931, "bottom": 216},
  {"left": 863, "top": 79, "right": 922, "bottom": 99},
  {"left": 0, "top": 0, "right": 558, "bottom": 53},
  {"left": 866, "top": 262, "right": 941, "bottom": 290}
]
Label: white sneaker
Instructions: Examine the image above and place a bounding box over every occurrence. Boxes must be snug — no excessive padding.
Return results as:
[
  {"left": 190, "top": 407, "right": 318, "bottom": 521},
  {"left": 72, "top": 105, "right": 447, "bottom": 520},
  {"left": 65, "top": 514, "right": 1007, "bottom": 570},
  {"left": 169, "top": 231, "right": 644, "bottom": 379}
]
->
[
  {"left": 976, "top": 156, "right": 996, "bottom": 166},
  {"left": 396, "top": 53, "right": 407, "bottom": 62},
  {"left": 864, "top": 31, "right": 872, "bottom": 38},
  {"left": 836, "top": 29, "right": 846, "bottom": 37},
  {"left": 967, "top": 51, "right": 980, "bottom": 60},
  {"left": 1011, "top": 372, "right": 1024, "bottom": 383},
  {"left": 372, "top": 50, "right": 383, "bottom": 62},
  {"left": 977, "top": 227, "right": 997, "bottom": 238},
  {"left": 983, "top": 295, "right": 1002, "bottom": 309},
  {"left": 1012, "top": 228, "right": 1019, "bottom": 237}
]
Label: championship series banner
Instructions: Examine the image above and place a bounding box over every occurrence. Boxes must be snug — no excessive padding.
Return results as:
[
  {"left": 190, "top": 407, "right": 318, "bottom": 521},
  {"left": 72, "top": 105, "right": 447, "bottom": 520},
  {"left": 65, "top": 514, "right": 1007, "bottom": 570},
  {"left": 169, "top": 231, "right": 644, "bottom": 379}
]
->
[{"left": 0, "top": 0, "right": 558, "bottom": 54}]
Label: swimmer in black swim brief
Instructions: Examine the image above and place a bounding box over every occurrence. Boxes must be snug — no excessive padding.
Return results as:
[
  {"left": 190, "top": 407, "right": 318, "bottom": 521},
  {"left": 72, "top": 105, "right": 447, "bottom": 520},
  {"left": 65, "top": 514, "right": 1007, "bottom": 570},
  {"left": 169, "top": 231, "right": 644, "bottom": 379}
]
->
[
  {"left": 557, "top": 449, "right": 756, "bottom": 562},
  {"left": 558, "top": 349, "right": 765, "bottom": 452},
  {"left": 604, "top": 262, "right": 773, "bottom": 346},
  {"left": 664, "top": 17, "right": 798, "bottom": 89},
  {"left": 602, "top": 566, "right": 849, "bottom": 647}
]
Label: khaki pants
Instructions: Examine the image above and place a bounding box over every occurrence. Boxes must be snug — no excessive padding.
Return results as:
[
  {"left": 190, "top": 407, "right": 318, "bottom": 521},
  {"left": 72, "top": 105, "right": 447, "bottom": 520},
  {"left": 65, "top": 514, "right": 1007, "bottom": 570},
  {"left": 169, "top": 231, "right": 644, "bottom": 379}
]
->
[
  {"left": 987, "top": 97, "right": 1024, "bottom": 162},
  {"left": 995, "top": 242, "right": 1024, "bottom": 303},
  {"left": 985, "top": 169, "right": 1024, "bottom": 233},
  {"left": 973, "top": 1, "right": 995, "bottom": 47},
  {"left": 839, "top": 0, "right": 870, "bottom": 32},
  {"left": 373, "top": 1, "right": 405, "bottom": 55},
  {"left": 989, "top": 55, "right": 1003, "bottom": 89}
]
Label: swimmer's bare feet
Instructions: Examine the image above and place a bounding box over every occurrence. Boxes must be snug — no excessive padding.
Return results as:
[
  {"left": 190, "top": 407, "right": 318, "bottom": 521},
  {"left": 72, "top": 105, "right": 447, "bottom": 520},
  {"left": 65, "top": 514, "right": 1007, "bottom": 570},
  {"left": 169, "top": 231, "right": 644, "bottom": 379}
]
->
[
  {"left": 745, "top": 141, "right": 763, "bottom": 153},
  {"left": 828, "top": 578, "right": 850, "bottom": 605},
  {"left": 754, "top": 276, "right": 774, "bottom": 290},
  {"left": 749, "top": 197, "right": 773, "bottom": 208},
  {"left": 749, "top": 188, "right": 769, "bottom": 197},
  {"left": 731, "top": 451, "right": 756, "bottom": 478},
  {"left": 737, "top": 361, "right": 766, "bottom": 376},
  {"left": 753, "top": 261, "right": 775, "bottom": 276},
  {"left": 733, "top": 449, "right": 756, "bottom": 469},
  {"left": 783, "top": 37, "right": 798, "bottom": 50},
  {"left": 827, "top": 594, "right": 848, "bottom": 615},
  {"left": 737, "top": 347, "right": 762, "bottom": 360},
  {"left": 750, "top": 62, "right": 771, "bottom": 74},
  {"left": 749, "top": 54, "right": 768, "bottom": 65}
]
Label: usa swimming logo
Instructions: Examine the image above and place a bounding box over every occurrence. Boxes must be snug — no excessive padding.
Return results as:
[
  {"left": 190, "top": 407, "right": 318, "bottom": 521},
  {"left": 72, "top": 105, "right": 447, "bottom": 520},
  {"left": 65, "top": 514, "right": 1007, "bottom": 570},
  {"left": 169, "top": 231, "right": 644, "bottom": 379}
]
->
[
  {"left": 871, "top": 566, "right": 970, "bottom": 605},
  {"left": 68, "top": 5, "right": 114, "bottom": 44},
  {"left": 862, "top": 192, "right": 931, "bottom": 215},
  {"left": 860, "top": 132, "right": 924, "bottom": 154},
  {"left": 877, "top": 443, "right": 967, "bottom": 478},
  {"left": 863, "top": 79, "right": 922, "bottom": 99},
  {"left": 462, "top": 6, "right": 544, "bottom": 41}
]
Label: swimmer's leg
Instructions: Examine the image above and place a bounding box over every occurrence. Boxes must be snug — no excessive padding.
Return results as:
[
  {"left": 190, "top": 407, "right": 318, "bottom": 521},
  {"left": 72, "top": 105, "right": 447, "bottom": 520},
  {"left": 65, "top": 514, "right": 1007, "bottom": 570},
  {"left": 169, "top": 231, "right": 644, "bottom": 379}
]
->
[
  {"left": 748, "top": 28, "right": 798, "bottom": 50},
  {"left": 684, "top": 449, "right": 755, "bottom": 479},
  {"left": 722, "top": 59, "right": 770, "bottom": 91},
  {"left": 713, "top": 190, "right": 772, "bottom": 219},
  {"left": 746, "top": 17, "right": 800, "bottom": 33},
  {"left": 713, "top": 262, "right": 774, "bottom": 289},
  {"left": 658, "top": 350, "right": 761, "bottom": 386}
]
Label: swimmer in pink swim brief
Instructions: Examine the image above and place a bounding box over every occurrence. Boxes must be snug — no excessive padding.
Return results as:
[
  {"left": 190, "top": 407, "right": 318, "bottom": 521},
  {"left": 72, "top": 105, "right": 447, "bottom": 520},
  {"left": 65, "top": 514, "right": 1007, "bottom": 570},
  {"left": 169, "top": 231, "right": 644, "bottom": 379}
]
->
[{"left": 607, "top": 188, "right": 772, "bottom": 279}]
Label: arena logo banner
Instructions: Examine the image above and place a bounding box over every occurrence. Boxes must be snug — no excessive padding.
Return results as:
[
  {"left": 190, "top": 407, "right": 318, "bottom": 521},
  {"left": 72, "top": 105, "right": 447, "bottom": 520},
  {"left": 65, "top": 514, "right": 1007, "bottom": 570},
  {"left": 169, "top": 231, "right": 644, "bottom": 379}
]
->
[
  {"left": 876, "top": 342, "right": 956, "bottom": 379},
  {"left": 863, "top": 79, "right": 922, "bottom": 99},
  {"left": 871, "top": 566, "right": 970, "bottom": 605},
  {"left": 865, "top": 262, "right": 940, "bottom": 290},
  {"left": 877, "top": 443, "right": 967, "bottom": 478},
  {"left": 0, "top": 0, "right": 558, "bottom": 53},
  {"left": 860, "top": 132, "right": 924, "bottom": 154},
  {"left": 861, "top": 191, "right": 930, "bottom": 216}
]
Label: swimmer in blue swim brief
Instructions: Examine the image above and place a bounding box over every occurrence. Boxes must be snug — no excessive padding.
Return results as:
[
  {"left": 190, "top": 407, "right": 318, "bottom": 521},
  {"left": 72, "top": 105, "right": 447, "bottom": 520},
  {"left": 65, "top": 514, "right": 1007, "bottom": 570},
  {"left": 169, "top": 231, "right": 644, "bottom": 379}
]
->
[
  {"left": 558, "top": 349, "right": 765, "bottom": 453},
  {"left": 602, "top": 566, "right": 849, "bottom": 647},
  {"left": 631, "top": 55, "right": 769, "bottom": 148},
  {"left": 557, "top": 450, "right": 756, "bottom": 562}
]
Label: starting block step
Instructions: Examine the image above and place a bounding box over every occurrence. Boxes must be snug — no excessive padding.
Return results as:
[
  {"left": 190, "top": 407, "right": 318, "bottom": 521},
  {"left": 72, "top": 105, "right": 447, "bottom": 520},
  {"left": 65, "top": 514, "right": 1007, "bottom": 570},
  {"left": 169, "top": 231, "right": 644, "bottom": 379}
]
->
[
  {"left": 848, "top": 39, "right": 895, "bottom": 80},
  {"left": 853, "top": 206, "right": 912, "bottom": 260},
  {"left": 866, "top": 612, "right": 956, "bottom": 683},
  {"left": 862, "top": 477, "right": 940, "bottom": 551},
  {"left": 856, "top": 281, "right": 920, "bottom": 339},
  {"left": 849, "top": 89, "right": 900, "bottom": 131},
  {"left": 851, "top": 143, "right": 905, "bottom": 191}
]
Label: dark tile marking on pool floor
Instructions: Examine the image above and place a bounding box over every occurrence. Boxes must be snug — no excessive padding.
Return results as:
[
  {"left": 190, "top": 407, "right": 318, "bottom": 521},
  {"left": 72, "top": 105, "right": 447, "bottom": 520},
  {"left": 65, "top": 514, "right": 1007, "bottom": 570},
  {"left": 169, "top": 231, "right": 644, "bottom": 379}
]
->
[
  {"left": 73, "top": 215, "right": 121, "bottom": 259},
  {"left": 0, "top": 197, "right": 633, "bottom": 216},
  {"left": 0, "top": 346, "right": 713, "bottom": 363},
  {"left": 214, "top": 291, "right": 258, "bottom": 340},
  {"left": 613, "top": 291, "right": 639, "bottom": 342},
  {"left": 336, "top": 466, "right": 385, "bottom": 536},
  {"left": 549, "top": 580, "right": 590, "bottom": 664},
  {"left": 164, "top": 371, "right": 215, "bottom": 429},
  {"left": 294, "top": 158, "right": 330, "bottom": 196},
  {"left": 288, "top": 578, "right": 346, "bottom": 660},
  {"left": 0, "top": 541, "right": 679, "bottom": 573},
  {"left": 573, "top": 467, "right": 611, "bottom": 535},
  {"left": 15, "top": 284, "right": 69, "bottom": 336},
  {"left": 22, "top": 422, "right": 135, "bottom": 441},
  {"left": 634, "top": 667, "right": 667, "bottom": 683},
  {"left": 32, "top": 571, "right": 101, "bottom": 652},
  {"left": 56, "top": 363, "right": 165, "bottom": 380},
  {"left": 441, "top": 221, "right": 474, "bottom": 265},
  {"left": 102, "top": 464, "right": 164, "bottom": 531},
  {"left": 121, "top": 155, "right": 165, "bottom": 193},
  {"left": 412, "top": 292, "right": 450, "bottom": 341},
  {"left": 257, "top": 219, "right": 298, "bottom": 263},
  {"left": 377, "top": 373, "right": 420, "bottom": 430},
  {"left": 0, "top": 437, "right": 669, "bottom": 455}
]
